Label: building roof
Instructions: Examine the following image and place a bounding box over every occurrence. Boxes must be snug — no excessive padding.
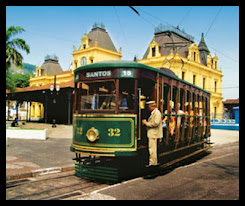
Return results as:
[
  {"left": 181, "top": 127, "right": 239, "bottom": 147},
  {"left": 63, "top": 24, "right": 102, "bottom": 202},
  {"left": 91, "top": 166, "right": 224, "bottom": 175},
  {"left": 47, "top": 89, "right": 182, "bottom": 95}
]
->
[
  {"left": 198, "top": 33, "right": 210, "bottom": 53},
  {"left": 142, "top": 27, "right": 213, "bottom": 68},
  {"left": 87, "top": 23, "right": 118, "bottom": 52},
  {"left": 56, "top": 69, "right": 73, "bottom": 76},
  {"left": 154, "top": 24, "right": 195, "bottom": 42},
  {"left": 6, "top": 80, "right": 74, "bottom": 94},
  {"left": 40, "top": 54, "right": 63, "bottom": 76},
  {"left": 142, "top": 25, "right": 194, "bottom": 59},
  {"left": 223, "top": 98, "right": 239, "bottom": 105},
  {"left": 198, "top": 33, "right": 210, "bottom": 66}
]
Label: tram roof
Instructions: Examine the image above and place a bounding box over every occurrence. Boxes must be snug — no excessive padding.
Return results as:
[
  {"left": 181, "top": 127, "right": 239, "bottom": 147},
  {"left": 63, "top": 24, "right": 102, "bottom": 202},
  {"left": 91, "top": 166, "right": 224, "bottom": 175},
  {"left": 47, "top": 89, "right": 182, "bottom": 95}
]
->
[{"left": 75, "top": 60, "right": 210, "bottom": 94}]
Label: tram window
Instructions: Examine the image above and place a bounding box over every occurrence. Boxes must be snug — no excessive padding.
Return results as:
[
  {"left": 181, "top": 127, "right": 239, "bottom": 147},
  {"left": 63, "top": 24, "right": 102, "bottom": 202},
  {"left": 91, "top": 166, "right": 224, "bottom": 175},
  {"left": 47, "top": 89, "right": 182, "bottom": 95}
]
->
[
  {"left": 172, "top": 86, "right": 177, "bottom": 109},
  {"left": 186, "top": 91, "right": 190, "bottom": 111},
  {"left": 119, "top": 79, "right": 135, "bottom": 110},
  {"left": 180, "top": 88, "right": 184, "bottom": 110},
  {"left": 204, "top": 97, "right": 207, "bottom": 115},
  {"left": 80, "top": 80, "right": 116, "bottom": 110},
  {"left": 163, "top": 84, "right": 170, "bottom": 111}
]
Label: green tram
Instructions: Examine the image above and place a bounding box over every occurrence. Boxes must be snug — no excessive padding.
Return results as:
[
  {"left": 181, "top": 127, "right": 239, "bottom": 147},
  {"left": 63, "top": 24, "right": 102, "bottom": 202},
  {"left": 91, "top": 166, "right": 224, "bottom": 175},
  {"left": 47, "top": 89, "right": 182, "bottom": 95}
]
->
[{"left": 70, "top": 60, "right": 211, "bottom": 181}]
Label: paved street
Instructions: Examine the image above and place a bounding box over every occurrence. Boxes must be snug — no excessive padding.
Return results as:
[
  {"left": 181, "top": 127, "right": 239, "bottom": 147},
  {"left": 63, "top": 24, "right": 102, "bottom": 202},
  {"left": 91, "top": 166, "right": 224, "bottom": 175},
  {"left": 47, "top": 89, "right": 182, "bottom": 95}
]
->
[
  {"left": 210, "top": 129, "right": 239, "bottom": 146},
  {"left": 6, "top": 123, "right": 74, "bottom": 180},
  {"left": 6, "top": 125, "right": 238, "bottom": 179},
  {"left": 85, "top": 142, "right": 239, "bottom": 200},
  {"left": 6, "top": 124, "right": 239, "bottom": 200}
]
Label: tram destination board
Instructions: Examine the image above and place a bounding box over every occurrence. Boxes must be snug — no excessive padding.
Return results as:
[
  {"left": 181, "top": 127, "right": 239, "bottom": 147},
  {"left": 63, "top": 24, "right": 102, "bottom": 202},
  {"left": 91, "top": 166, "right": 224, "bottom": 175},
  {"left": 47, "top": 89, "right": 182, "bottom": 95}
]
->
[{"left": 120, "top": 69, "right": 134, "bottom": 78}]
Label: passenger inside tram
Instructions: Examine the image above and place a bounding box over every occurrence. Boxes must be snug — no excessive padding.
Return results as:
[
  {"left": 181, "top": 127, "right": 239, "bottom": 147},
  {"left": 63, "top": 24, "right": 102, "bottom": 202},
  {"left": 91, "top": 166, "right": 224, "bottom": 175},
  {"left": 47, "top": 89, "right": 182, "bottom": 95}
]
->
[
  {"left": 80, "top": 80, "right": 135, "bottom": 111},
  {"left": 100, "top": 82, "right": 116, "bottom": 109},
  {"left": 162, "top": 101, "right": 176, "bottom": 137}
]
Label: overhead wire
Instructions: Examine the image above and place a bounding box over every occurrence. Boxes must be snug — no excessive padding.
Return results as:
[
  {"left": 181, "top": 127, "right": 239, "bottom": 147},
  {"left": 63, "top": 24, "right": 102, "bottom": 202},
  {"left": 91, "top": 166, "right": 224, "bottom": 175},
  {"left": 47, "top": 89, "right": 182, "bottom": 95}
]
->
[
  {"left": 113, "top": 6, "right": 134, "bottom": 59},
  {"left": 177, "top": 7, "right": 193, "bottom": 28},
  {"left": 133, "top": 6, "right": 187, "bottom": 68},
  {"left": 22, "top": 7, "right": 238, "bottom": 67},
  {"left": 204, "top": 6, "right": 223, "bottom": 38},
  {"left": 132, "top": 6, "right": 239, "bottom": 94},
  {"left": 136, "top": 7, "right": 171, "bottom": 27},
  {"left": 199, "top": 6, "right": 238, "bottom": 65},
  {"left": 133, "top": 6, "right": 238, "bottom": 65},
  {"left": 129, "top": 6, "right": 140, "bottom": 16},
  {"left": 128, "top": 6, "right": 157, "bottom": 28}
]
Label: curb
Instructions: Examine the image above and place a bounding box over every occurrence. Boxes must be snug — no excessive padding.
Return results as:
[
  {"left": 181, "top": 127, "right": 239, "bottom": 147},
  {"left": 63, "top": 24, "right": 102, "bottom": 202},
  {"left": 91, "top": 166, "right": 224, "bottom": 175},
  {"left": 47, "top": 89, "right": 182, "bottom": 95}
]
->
[{"left": 6, "top": 165, "right": 74, "bottom": 181}]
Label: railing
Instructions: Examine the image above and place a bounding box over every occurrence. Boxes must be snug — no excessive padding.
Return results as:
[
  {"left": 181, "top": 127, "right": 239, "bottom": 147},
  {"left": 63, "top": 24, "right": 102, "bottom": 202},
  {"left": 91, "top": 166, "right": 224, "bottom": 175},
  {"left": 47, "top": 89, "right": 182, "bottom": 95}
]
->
[{"left": 154, "top": 24, "right": 195, "bottom": 42}]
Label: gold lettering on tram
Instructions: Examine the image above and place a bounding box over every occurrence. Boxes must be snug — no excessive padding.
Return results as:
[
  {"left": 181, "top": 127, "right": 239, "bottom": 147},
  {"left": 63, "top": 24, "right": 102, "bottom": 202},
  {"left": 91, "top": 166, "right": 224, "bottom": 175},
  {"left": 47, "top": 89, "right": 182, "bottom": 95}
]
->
[
  {"left": 108, "top": 128, "right": 121, "bottom": 137},
  {"left": 76, "top": 128, "right": 83, "bottom": 135}
]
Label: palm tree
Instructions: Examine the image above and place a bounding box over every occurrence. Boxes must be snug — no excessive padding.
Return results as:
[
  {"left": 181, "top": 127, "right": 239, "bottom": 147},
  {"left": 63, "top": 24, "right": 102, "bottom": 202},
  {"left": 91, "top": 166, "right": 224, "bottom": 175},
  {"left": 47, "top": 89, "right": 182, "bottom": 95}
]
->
[{"left": 6, "top": 26, "right": 30, "bottom": 70}]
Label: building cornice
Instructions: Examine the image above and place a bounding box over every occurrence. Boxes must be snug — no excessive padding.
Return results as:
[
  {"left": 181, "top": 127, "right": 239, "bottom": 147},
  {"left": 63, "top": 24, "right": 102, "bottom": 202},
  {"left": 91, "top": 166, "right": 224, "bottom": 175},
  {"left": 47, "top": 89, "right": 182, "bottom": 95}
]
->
[{"left": 72, "top": 46, "right": 122, "bottom": 57}]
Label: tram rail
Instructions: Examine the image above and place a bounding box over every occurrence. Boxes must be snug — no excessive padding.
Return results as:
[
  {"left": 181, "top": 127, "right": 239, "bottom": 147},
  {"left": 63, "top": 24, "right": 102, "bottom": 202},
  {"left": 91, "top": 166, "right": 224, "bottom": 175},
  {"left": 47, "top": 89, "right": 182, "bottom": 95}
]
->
[{"left": 6, "top": 171, "right": 108, "bottom": 200}]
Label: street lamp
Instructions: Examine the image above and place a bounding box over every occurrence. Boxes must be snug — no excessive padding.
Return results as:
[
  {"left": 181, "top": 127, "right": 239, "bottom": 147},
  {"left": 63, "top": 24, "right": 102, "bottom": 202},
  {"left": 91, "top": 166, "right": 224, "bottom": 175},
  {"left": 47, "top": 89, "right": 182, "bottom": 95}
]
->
[
  {"left": 50, "top": 75, "right": 60, "bottom": 127},
  {"left": 50, "top": 84, "right": 60, "bottom": 104}
]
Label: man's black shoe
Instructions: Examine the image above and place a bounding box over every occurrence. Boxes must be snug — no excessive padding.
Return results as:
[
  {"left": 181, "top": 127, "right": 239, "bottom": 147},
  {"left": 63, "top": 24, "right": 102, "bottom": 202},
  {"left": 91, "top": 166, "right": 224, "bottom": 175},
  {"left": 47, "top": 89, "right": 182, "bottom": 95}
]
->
[
  {"left": 145, "top": 163, "right": 160, "bottom": 168},
  {"left": 145, "top": 164, "right": 153, "bottom": 168}
]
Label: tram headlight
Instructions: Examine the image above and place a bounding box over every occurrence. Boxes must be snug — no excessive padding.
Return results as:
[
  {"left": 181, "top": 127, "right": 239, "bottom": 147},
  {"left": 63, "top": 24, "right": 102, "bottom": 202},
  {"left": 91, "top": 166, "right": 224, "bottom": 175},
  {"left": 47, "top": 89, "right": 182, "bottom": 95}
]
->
[{"left": 86, "top": 127, "right": 99, "bottom": 142}]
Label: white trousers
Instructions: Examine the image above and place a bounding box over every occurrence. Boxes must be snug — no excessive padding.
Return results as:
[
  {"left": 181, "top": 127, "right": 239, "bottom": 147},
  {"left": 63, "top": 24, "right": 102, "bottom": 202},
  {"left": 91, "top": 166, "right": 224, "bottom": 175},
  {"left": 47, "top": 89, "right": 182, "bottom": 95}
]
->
[{"left": 148, "top": 138, "right": 158, "bottom": 165}]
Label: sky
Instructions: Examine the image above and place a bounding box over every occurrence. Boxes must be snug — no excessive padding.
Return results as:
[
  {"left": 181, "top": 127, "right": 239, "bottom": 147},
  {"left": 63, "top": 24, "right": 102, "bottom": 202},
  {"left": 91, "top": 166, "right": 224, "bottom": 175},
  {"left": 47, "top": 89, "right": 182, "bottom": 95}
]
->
[{"left": 6, "top": 6, "right": 239, "bottom": 100}]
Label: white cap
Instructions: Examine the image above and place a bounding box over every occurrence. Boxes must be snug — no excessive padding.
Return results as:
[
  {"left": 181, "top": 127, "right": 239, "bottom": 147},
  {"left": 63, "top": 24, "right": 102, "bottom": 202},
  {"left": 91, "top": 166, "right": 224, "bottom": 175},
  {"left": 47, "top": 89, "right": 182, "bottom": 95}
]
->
[{"left": 146, "top": 101, "right": 156, "bottom": 107}]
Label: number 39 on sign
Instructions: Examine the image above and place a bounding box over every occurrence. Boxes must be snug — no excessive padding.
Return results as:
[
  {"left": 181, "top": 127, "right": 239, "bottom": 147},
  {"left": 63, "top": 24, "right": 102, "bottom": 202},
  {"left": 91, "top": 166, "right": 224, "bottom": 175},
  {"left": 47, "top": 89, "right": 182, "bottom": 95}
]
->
[{"left": 120, "top": 69, "right": 134, "bottom": 78}]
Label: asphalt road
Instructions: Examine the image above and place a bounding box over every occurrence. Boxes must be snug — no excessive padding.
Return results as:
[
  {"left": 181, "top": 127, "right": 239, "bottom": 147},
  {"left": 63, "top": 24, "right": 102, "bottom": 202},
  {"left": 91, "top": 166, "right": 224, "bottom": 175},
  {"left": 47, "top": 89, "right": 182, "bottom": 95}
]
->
[
  {"left": 6, "top": 124, "right": 239, "bottom": 200},
  {"left": 86, "top": 142, "right": 239, "bottom": 200}
]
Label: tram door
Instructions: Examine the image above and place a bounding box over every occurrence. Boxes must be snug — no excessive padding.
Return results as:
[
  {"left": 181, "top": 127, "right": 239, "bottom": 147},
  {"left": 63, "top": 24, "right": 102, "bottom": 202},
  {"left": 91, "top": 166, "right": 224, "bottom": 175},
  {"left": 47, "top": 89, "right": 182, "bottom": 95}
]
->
[{"left": 138, "top": 79, "right": 155, "bottom": 144}]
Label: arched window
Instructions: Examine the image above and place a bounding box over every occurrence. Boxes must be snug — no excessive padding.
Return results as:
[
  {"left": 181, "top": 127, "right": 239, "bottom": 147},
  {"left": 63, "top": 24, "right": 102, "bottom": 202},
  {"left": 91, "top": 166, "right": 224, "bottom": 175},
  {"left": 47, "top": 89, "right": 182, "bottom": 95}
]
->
[
  {"left": 152, "top": 47, "right": 156, "bottom": 57},
  {"left": 193, "top": 52, "right": 196, "bottom": 61}
]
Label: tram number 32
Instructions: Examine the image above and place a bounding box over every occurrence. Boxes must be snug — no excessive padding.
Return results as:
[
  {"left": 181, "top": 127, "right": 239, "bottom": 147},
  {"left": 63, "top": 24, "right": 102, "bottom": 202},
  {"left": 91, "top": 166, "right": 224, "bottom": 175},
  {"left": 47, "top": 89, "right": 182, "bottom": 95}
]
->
[
  {"left": 77, "top": 128, "right": 121, "bottom": 137},
  {"left": 108, "top": 128, "right": 121, "bottom": 137}
]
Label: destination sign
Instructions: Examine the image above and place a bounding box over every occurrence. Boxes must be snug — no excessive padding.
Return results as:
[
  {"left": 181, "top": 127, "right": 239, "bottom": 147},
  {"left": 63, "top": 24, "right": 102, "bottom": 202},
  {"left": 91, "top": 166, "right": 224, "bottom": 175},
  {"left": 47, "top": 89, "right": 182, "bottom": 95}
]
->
[
  {"left": 86, "top": 70, "right": 112, "bottom": 78},
  {"left": 120, "top": 69, "right": 134, "bottom": 78}
]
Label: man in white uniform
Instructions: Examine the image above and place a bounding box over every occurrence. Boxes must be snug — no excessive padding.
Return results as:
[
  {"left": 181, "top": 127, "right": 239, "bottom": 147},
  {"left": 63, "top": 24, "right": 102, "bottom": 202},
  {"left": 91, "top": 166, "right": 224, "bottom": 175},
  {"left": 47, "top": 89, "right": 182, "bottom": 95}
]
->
[{"left": 142, "top": 101, "right": 163, "bottom": 167}]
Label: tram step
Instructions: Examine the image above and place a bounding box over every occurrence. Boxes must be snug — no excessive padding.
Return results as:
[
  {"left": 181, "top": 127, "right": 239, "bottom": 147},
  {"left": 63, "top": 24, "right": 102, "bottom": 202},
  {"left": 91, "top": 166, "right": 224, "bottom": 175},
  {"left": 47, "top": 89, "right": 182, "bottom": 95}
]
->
[{"left": 75, "top": 163, "right": 120, "bottom": 182}]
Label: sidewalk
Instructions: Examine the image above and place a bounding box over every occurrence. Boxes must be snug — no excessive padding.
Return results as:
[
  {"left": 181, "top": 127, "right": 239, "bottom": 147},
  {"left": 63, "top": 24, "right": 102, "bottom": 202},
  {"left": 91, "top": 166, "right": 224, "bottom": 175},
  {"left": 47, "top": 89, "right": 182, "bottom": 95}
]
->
[
  {"left": 210, "top": 129, "right": 239, "bottom": 146},
  {"left": 6, "top": 123, "right": 74, "bottom": 181},
  {"left": 6, "top": 124, "right": 239, "bottom": 181}
]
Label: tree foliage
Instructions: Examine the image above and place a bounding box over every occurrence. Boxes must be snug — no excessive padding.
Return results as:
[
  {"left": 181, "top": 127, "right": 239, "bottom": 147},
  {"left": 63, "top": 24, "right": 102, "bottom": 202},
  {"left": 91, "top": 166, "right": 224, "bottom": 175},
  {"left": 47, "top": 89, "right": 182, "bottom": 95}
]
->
[
  {"left": 6, "top": 26, "right": 30, "bottom": 92},
  {"left": 11, "top": 73, "right": 31, "bottom": 88},
  {"left": 6, "top": 73, "right": 16, "bottom": 93},
  {"left": 6, "top": 72, "right": 31, "bottom": 93},
  {"left": 6, "top": 26, "right": 30, "bottom": 70}
]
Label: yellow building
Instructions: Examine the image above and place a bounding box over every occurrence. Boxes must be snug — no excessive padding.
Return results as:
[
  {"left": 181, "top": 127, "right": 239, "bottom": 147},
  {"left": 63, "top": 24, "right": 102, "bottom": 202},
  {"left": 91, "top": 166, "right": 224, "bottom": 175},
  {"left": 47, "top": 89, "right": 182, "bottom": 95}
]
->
[
  {"left": 72, "top": 22, "right": 122, "bottom": 70},
  {"left": 29, "top": 54, "right": 72, "bottom": 121},
  {"left": 137, "top": 25, "right": 223, "bottom": 118},
  {"left": 16, "top": 23, "right": 222, "bottom": 121},
  {"left": 29, "top": 23, "right": 122, "bottom": 121}
]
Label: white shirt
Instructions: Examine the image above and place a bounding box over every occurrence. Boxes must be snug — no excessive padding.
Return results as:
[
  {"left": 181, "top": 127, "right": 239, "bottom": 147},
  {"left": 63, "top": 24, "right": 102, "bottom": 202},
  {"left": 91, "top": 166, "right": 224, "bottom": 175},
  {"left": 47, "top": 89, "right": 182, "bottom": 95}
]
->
[{"left": 151, "top": 108, "right": 157, "bottom": 115}]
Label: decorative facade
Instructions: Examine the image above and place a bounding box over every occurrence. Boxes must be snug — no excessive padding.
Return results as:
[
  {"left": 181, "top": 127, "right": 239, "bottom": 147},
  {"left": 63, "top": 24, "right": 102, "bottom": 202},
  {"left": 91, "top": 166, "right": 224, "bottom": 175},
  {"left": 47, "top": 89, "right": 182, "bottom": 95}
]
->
[
  {"left": 27, "top": 23, "right": 122, "bottom": 122},
  {"left": 137, "top": 24, "right": 223, "bottom": 118},
  {"left": 72, "top": 22, "right": 122, "bottom": 70},
  {"left": 8, "top": 23, "right": 224, "bottom": 122}
]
